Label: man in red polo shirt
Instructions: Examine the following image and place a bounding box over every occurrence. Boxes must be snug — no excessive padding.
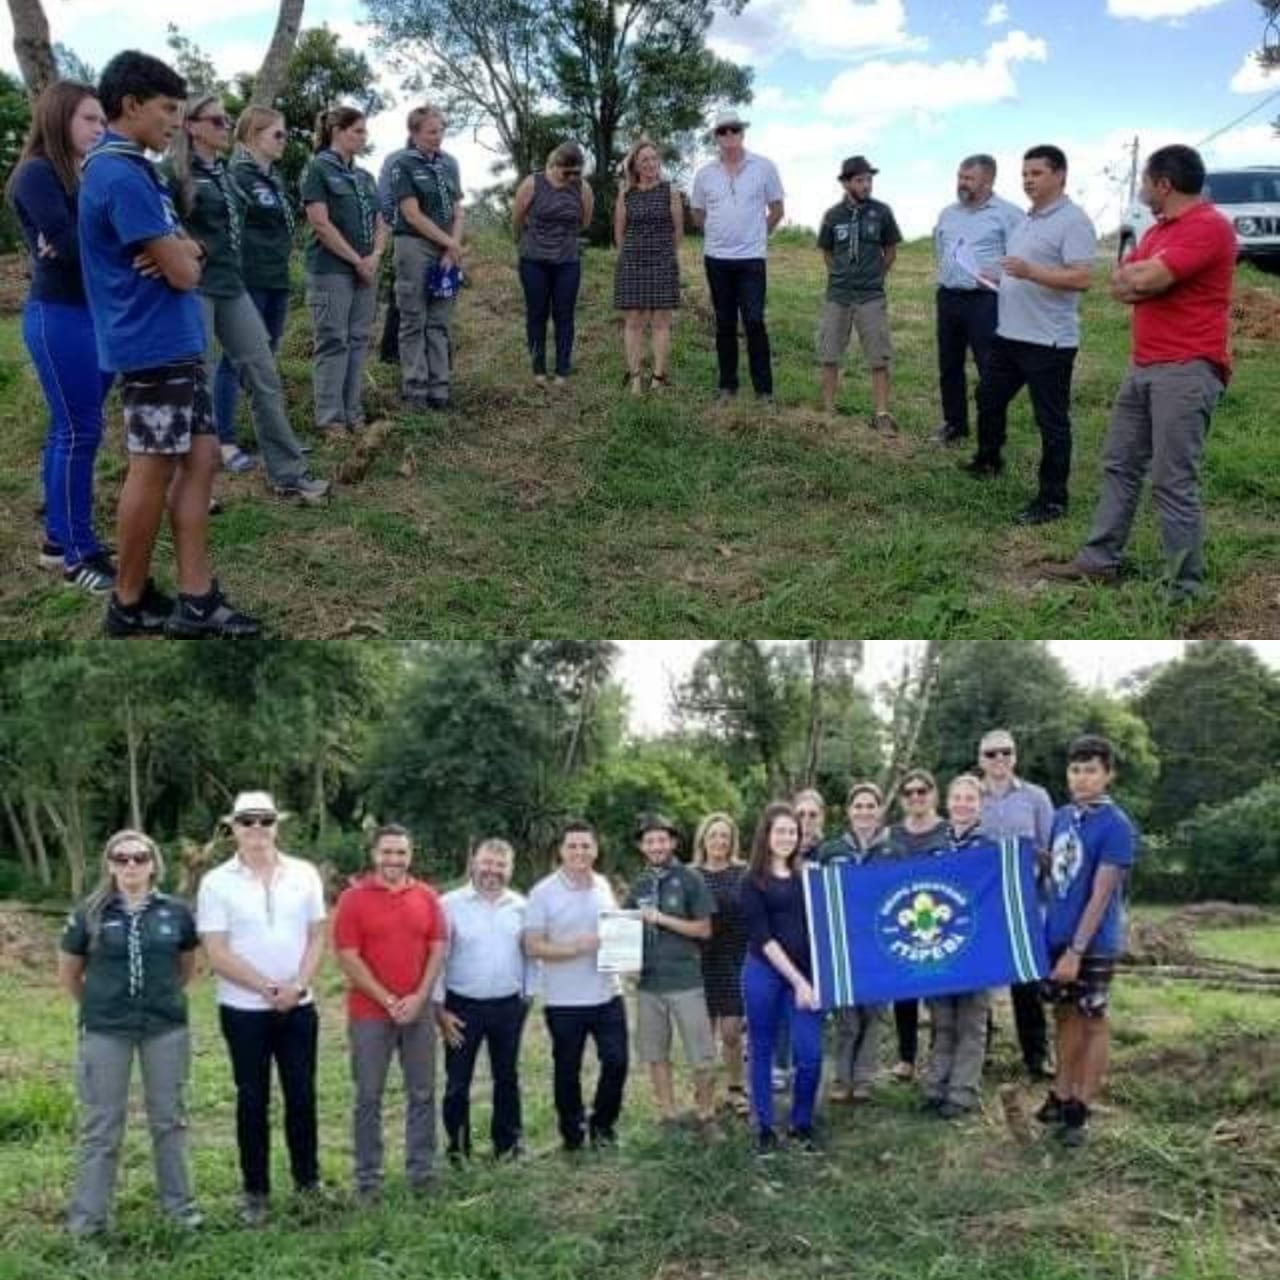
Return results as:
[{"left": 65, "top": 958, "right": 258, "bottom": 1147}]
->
[
  {"left": 333, "top": 824, "right": 447, "bottom": 1201},
  {"left": 1039, "top": 144, "right": 1235, "bottom": 602}
]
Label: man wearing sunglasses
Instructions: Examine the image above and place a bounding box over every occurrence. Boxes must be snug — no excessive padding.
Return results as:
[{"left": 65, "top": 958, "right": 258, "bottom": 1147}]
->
[
  {"left": 690, "top": 110, "right": 785, "bottom": 403},
  {"left": 196, "top": 791, "right": 327, "bottom": 1226},
  {"left": 976, "top": 729, "right": 1055, "bottom": 1080}
]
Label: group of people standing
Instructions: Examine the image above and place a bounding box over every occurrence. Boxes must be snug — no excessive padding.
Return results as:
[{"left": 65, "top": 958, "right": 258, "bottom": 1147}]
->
[{"left": 58, "top": 727, "right": 1135, "bottom": 1236}]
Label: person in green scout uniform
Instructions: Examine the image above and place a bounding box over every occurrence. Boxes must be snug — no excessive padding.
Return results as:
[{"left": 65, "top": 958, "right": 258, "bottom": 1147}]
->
[
  {"left": 816, "top": 155, "right": 903, "bottom": 434},
  {"left": 623, "top": 813, "right": 718, "bottom": 1134},
  {"left": 302, "top": 106, "right": 389, "bottom": 435},
  {"left": 164, "top": 93, "right": 328, "bottom": 503},
  {"left": 390, "top": 105, "right": 465, "bottom": 411},
  {"left": 58, "top": 830, "right": 201, "bottom": 1237},
  {"left": 213, "top": 106, "right": 296, "bottom": 471}
]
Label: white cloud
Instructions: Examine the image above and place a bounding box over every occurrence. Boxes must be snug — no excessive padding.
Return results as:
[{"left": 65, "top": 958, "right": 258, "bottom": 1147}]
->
[
  {"left": 49, "top": 0, "right": 275, "bottom": 24},
  {"left": 821, "top": 29, "right": 1049, "bottom": 125},
  {"left": 1203, "top": 122, "right": 1280, "bottom": 164},
  {"left": 709, "top": 0, "right": 926, "bottom": 67},
  {"left": 1105, "top": 0, "right": 1233, "bottom": 20},
  {"left": 984, "top": 2, "right": 1011, "bottom": 26},
  {"left": 1230, "top": 51, "right": 1276, "bottom": 94}
]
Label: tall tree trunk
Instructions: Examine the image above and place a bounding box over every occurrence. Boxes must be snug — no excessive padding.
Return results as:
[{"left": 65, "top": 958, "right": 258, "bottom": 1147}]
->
[
  {"left": 251, "top": 0, "right": 305, "bottom": 108},
  {"left": 2, "top": 792, "right": 34, "bottom": 875},
  {"left": 881, "top": 642, "right": 943, "bottom": 806},
  {"left": 313, "top": 752, "right": 326, "bottom": 840},
  {"left": 6, "top": 0, "right": 57, "bottom": 98},
  {"left": 45, "top": 787, "right": 87, "bottom": 898},
  {"left": 23, "top": 790, "right": 50, "bottom": 886},
  {"left": 803, "top": 641, "right": 829, "bottom": 787},
  {"left": 124, "top": 693, "right": 143, "bottom": 831}
]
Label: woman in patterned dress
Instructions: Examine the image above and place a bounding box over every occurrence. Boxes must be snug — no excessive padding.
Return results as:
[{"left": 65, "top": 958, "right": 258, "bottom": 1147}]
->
[
  {"left": 692, "top": 811, "right": 750, "bottom": 1115},
  {"left": 613, "top": 139, "right": 683, "bottom": 396}
]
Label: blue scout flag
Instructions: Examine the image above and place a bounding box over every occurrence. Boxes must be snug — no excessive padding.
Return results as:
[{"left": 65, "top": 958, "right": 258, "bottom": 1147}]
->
[{"left": 803, "top": 839, "right": 1048, "bottom": 1008}]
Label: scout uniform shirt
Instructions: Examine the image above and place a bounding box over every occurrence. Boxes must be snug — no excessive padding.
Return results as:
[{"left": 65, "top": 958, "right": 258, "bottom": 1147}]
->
[
  {"left": 230, "top": 153, "right": 296, "bottom": 293},
  {"left": 161, "top": 155, "right": 249, "bottom": 299},
  {"left": 389, "top": 148, "right": 462, "bottom": 243},
  {"left": 818, "top": 197, "right": 903, "bottom": 305},
  {"left": 625, "top": 860, "right": 715, "bottom": 993},
  {"left": 300, "top": 149, "right": 380, "bottom": 276},
  {"left": 1046, "top": 798, "right": 1136, "bottom": 957},
  {"left": 61, "top": 892, "right": 199, "bottom": 1037}
]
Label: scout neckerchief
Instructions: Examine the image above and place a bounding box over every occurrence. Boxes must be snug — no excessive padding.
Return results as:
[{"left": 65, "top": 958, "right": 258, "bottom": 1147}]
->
[
  {"left": 233, "top": 146, "right": 295, "bottom": 237},
  {"left": 192, "top": 153, "right": 242, "bottom": 258},
  {"left": 107, "top": 888, "right": 157, "bottom": 998},
  {"left": 317, "top": 148, "right": 374, "bottom": 252},
  {"left": 410, "top": 146, "right": 453, "bottom": 228}
]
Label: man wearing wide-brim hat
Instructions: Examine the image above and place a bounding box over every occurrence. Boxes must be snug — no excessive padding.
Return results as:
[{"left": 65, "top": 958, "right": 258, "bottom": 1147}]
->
[
  {"left": 817, "top": 154, "right": 903, "bottom": 434},
  {"left": 690, "top": 111, "right": 786, "bottom": 404},
  {"left": 623, "top": 813, "right": 719, "bottom": 1134},
  {"left": 196, "top": 790, "right": 328, "bottom": 1226}
]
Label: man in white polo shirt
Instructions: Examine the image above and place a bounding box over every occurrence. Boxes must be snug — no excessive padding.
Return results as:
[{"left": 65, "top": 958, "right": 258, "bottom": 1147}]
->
[
  {"left": 964, "top": 144, "right": 1097, "bottom": 526},
  {"left": 690, "top": 110, "right": 785, "bottom": 403},
  {"left": 196, "top": 791, "right": 327, "bottom": 1226}
]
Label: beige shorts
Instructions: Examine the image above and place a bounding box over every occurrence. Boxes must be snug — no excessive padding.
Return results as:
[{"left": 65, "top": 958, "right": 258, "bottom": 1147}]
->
[
  {"left": 635, "top": 988, "right": 717, "bottom": 1066},
  {"left": 817, "top": 296, "right": 893, "bottom": 369}
]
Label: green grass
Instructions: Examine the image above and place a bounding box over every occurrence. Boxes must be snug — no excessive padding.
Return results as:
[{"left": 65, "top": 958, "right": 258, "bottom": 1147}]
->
[
  {"left": 0, "top": 234, "right": 1277, "bottom": 637},
  {"left": 1191, "top": 925, "right": 1280, "bottom": 968},
  {"left": 1, "top": 907, "right": 1279, "bottom": 1278}
]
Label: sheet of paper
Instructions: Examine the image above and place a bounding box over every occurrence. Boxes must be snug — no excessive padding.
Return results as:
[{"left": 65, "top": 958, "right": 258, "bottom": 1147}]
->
[
  {"left": 597, "top": 909, "right": 644, "bottom": 974},
  {"left": 954, "top": 239, "right": 1000, "bottom": 291}
]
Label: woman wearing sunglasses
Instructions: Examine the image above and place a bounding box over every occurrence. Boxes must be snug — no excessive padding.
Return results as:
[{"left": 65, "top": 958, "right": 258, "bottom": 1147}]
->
[
  {"left": 212, "top": 107, "right": 295, "bottom": 467},
  {"left": 512, "top": 141, "right": 593, "bottom": 387},
  {"left": 59, "top": 830, "right": 201, "bottom": 1237},
  {"left": 887, "top": 769, "right": 950, "bottom": 1083}
]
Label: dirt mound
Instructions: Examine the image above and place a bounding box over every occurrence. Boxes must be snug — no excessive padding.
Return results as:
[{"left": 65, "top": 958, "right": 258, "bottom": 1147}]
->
[
  {"left": 1123, "top": 916, "right": 1198, "bottom": 965},
  {"left": 1121, "top": 1032, "right": 1280, "bottom": 1115},
  {"left": 1169, "top": 902, "right": 1274, "bottom": 929},
  {"left": 0, "top": 254, "right": 30, "bottom": 315},
  {"left": 0, "top": 904, "right": 59, "bottom": 971},
  {"left": 1233, "top": 287, "right": 1280, "bottom": 342}
]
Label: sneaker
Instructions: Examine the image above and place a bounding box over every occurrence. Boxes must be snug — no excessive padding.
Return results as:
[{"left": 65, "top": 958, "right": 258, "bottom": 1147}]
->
[
  {"left": 169, "top": 1204, "right": 204, "bottom": 1230},
  {"left": 589, "top": 1126, "right": 618, "bottom": 1150},
  {"left": 104, "top": 581, "right": 176, "bottom": 638},
  {"left": 1015, "top": 501, "right": 1067, "bottom": 526},
  {"left": 890, "top": 1061, "right": 916, "bottom": 1082},
  {"left": 961, "top": 457, "right": 1003, "bottom": 478},
  {"left": 39, "top": 539, "right": 65, "bottom": 569},
  {"left": 271, "top": 475, "right": 331, "bottom": 505},
  {"left": 715, "top": 388, "right": 738, "bottom": 404},
  {"left": 1034, "top": 1091, "right": 1064, "bottom": 1125},
  {"left": 931, "top": 424, "right": 968, "bottom": 445},
  {"left": 1037, "top": 559, "right": 1120, "bottom": 586},
  {"left": 427, "top": 398, "right": 450, "bottom": 412},
  {"left": 164, "top": 580, "right": 262, "bottom": 639},
  {"left": 936, "top": 1101, "right": 972, "bottom": 1121},
  {"left": 921, "top": 1096, "right": 944, "bottom": 1114},
  {"left": 241, "top": 1192, "right": 269, "bottom": 1227},
  {"left": 787, "top": 1126, "right": 820, "bottom": 1153},
  {"left": 756, "top": 1128, "right": 780, "bottom": 1159},
  {"left": 828, "top": 1083, "right": 852, "bottom": 1104},
  {"left": 221, "top": 447, "right": 257, "bottom": 474},
  {"left": 756, "top": 392, "right": 776, "bottom": 405},
  {"left": 64, "top": 553, "right": 117, "bottom": 595}
]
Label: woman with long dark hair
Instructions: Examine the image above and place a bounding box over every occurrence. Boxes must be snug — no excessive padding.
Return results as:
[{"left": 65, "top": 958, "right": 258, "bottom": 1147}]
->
[
  {"left": 6, "top": 80, "right": 113, "bottom": 591},
  {"left": 58, "top": 830, "right": 201, "bottom": 1236},
  {"left": 740, "top": 802, "right": 824, "bottom": 1155}
]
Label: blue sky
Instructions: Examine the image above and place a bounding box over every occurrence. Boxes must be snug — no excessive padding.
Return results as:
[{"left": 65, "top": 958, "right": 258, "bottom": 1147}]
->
[{"left": 2, "top": 0, "right": 1276, "bottom": 236}]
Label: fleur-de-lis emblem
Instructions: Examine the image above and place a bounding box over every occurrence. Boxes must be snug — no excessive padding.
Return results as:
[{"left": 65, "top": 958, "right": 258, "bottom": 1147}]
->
[{"left": 897, "top": 892, "right": 953, "bottom": 944}]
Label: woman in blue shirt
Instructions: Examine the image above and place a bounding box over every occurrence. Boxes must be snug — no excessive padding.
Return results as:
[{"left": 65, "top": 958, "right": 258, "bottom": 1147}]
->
[
  {"left": 6, "top": 80, "right": 113, "bottom": 592},
  {"left": 740, "top": 802, "right": 824, "bottom": 1155}
]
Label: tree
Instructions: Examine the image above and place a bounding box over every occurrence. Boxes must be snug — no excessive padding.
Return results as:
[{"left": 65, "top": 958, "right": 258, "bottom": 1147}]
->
[
  {"left": 5, "top": 0, "right": 55, "bottom": 98},
  {"left": 1131, "top": 642, "right": 1280, "bottom": 832},
  {"left": 52, "top": 43, "right": 95, "bottom": 85},
  {"left": 252, "top": 0, "right": 307, "bottom": 109},
  {"left": 166, "top": 22, "right": 227, "bottom": 95},
  {"left": 0, "top": 69, "right": 30, "bottom": 250}
]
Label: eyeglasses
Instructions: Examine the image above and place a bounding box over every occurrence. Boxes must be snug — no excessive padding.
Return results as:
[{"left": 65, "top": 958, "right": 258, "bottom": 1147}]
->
[
  {"left": 901, "top": 786, "right": 931, "bottom": 799},
  {"left": 267, "top": 129, "right": 287, "bottom": 141},
  {"left": 194, "top": 114, "right": 233, "bottom": 129},
  {"left": 235, "top": 814, "right": 277, "bottom": 828},
  {"left": 109, "top": 851, "right": 153, "bottom": 866},
  {"left": 560, "top": 167, "right": 582, "bottom": 177},
  {"left": 715, "top": 125, "right": 743, "bottom": 136},
  {"left": 983, "top": 748, "right": 1014, "bottom": 759}
]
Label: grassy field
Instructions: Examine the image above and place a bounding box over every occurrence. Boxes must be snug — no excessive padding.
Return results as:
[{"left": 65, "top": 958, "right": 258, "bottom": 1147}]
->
[
  {"left": 1, "top": 905, "right": 1278, "bottom": 1280},
  {"left": 0, "top": 233, "right": 1277, "bottom": 639}
]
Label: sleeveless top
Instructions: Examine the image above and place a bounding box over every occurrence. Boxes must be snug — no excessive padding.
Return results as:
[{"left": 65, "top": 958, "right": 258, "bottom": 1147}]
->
[{"left": 519, "top": 172, "right": 583, "bottom": 264}]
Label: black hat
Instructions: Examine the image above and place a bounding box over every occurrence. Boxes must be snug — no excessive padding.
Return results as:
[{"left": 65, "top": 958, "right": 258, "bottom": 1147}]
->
[
  {"left": 635, "top": 812, "right": 680, "bottom": 841},
  {"left": 839, "top": 155, "right": 879, "bottom": 180}
]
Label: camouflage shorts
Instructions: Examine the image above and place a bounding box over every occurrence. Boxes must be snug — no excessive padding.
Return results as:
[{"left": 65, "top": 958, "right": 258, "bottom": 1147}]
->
[
  {"left": 1041, "top": 949, "right": 1116, "bottom": 1018},
  {"left": 120, "top": 358, "right": 216, "bottom": 455}
]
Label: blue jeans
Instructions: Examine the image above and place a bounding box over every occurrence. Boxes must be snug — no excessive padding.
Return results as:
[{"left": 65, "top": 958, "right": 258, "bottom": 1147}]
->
[
  {"left": 518, "top": 257, "right": 581, "bottom": 377},
  {"left": 22, "top": 299, "right": 112, "bottom": 566},
  {"left": 212, "top": 287, "right": 290, "bottom": 444},
  {"left": 742, "top": 953, "right": 823, "bottom": 1133}
]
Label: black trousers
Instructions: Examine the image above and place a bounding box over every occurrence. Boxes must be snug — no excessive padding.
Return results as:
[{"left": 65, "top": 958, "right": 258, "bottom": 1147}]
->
[
  {"left": 544, "top": 996, "right": 629, "bottom": 1148},
  {"left": 704, "top": 257, "right": 772, "bottom": 394},
  {"left": 894, "top": 998, "right": 920, "bottom": 1064},
  {"left": 976, "top": 336, "right": 1077, "bottom": 507},
  {"left": 219, "top": 1003, "right": 319, "bottom": 1195},
  {"left": 441, "top": 991, "right": 527, "bottom": 1157},
  {"left": 1011, "top": 980, "right": 1049, "bottom": 1071},
  {"left": 936, "top": 287, "right": 998, "bottom": 436}
]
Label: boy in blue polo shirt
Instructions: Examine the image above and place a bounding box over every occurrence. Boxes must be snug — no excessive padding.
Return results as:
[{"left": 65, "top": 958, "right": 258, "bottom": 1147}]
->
[
  {"left": 1039, "top": 735, "right": 1136, "bottom": 1146},
  {"left": 80, "top": 51, "right": 258, "bottom": 638}
]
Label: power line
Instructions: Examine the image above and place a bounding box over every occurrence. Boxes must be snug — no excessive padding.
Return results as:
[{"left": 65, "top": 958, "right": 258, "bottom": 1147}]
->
[{"left": 1195, "top": 87, "right": 1280, "bottom": 150}]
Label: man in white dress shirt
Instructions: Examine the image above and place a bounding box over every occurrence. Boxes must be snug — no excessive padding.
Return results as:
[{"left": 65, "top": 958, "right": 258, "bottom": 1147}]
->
[{"left": 436, "top": 838, "right": 530, "bottom": 1161}]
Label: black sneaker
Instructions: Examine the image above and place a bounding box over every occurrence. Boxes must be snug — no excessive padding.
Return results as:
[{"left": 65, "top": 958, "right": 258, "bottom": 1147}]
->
[
  {"left": 1058, "top": 1098, "right": 1089, "bottom": 1146},
  {"left": 1034, "top": 1091, "right": 1064, "bottom": 1125},
  {"left": 961, "top": 457, "right": 1004, "bottom": 478},
  {"left": 104, "top": 580, "right": 176, "bottom": 637},
  {"left": 1015, "top": 501, "right": 1067, "bottom": 526},
  {"left": 589, "top": 1125, "right": 618, "bottom": 1150},
  {"left": 787, "top": 1126, "right": 820, "bottom": 1152},
  {"left": 936, "top": 1101, "right": 972, "bottom": 1121},
  {"left": 165, "top": 580, "right": 262, "bottom": 639},
  {"left": 756, "top": 1127, "right": 780, "bottom": 1158},
  {"left": 63, "top": 553, "right": 117, "bottom": 595}
]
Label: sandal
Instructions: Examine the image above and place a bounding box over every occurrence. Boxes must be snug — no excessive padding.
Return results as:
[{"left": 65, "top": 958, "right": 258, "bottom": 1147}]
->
[{"left": 651, "top": 373, "right": 669, "bottom": 390}]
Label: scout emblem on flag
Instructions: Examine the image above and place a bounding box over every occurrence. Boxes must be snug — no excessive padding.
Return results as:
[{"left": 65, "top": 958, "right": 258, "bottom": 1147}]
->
[{"left": 803, "top": 839, "right": 1048, "bottom": 1008}]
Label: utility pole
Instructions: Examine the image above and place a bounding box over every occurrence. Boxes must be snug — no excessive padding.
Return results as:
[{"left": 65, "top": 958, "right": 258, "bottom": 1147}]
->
[{"left": 1126, "top": 135, "right": 1140, "bottom": 206}]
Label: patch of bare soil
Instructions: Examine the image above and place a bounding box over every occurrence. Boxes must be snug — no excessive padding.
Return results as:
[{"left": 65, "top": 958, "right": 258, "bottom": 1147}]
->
[
  {"left": 1170, "top": 902, "right": 1275, "bottom": 929},
  {"left": 1125, "top": 1031, "right": 1280, "bottom": 1113},
  {"left": 1189, "top": 572, "right": 1280, "bottom": 639},
  {"left": 1123, "top": 916, "right": 1199, "bottom": 965},
  {"left": 0, "top": 903, "right": 59, "bottom": 971},
  {"left": 1233, "top": 286, "right": 1280, "bottom": 343},
  {"left": 0, "top": 254, "right": 30, "bottom": 315}
]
